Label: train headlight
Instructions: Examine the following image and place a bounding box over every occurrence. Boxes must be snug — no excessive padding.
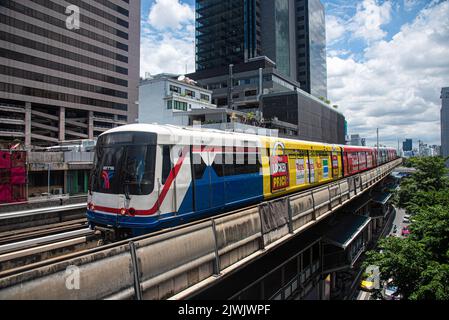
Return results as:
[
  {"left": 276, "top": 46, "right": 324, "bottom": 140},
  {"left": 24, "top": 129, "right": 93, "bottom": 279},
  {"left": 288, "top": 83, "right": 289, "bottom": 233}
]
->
[
  {"left": 88, "top": 202, "right": 95, "bottom": 211},
  {"left": 128, "top": 208, "right": 136, "bottom": 216},
  {"left": 120, "top": 208, "right": 127, "bottom": 216}
]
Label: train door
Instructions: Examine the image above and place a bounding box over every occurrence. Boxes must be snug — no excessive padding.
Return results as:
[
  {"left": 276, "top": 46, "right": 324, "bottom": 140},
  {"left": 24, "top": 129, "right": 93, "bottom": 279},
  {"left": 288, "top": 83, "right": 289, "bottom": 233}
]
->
[
  {"left": 210, "top": 149, "right": 225, "bottom": 210},
  {"left": 192, "top": 147, "right": 210, "bottom": 213},
  {"left": 192, "top": 146, "right": 226, "bottom": 213}
]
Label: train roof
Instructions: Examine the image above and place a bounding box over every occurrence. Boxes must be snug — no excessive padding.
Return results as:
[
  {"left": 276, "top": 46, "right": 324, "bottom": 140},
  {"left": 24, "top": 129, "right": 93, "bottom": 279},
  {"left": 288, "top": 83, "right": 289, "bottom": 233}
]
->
[
  {"left": 101, "top": 124, "right": 397, "bottom": 153},
  {"left": 101, "top": 124, "right": 342, "bottom": 149}
]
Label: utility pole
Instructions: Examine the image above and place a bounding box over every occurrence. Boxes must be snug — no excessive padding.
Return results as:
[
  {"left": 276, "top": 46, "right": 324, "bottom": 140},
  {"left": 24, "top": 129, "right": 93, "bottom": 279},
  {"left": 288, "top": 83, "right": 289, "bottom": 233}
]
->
[
  {"left": 228, "top": 64, "right": 234, "bottom": 111},
  {"left": 377, "top": 128, "right": 380, "bottom": 161}
]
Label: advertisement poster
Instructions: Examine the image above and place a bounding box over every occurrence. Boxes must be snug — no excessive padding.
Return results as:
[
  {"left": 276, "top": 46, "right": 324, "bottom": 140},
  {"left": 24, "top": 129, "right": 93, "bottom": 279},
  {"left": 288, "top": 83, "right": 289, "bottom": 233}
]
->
[
  {"left": 295, "top": 158, "right": 305, "bottom": 185},
  {"left": 332, "top": 154, "right": 339, "bottom": 177},
  {"left": 323, "top": 158, "right": 329, "bottom": 179},
  {"left": 271, "top": 155, "right": 289, "bottom": 191},
  {"left": 307, "top": 159, "right": 315, "bottom": 183}
]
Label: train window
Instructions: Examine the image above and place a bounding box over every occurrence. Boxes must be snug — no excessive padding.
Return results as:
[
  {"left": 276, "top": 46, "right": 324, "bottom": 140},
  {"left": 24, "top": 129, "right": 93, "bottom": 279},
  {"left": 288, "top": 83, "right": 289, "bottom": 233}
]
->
[
  {"left": 122, "top": 145, "right": 156, "bottom": 195},
  {"left": 193, "top": 153, "right": 207, "bottom": 180},
  {"left": 224, "top": 152, "right": 261, "bottom": 176},
  {"left": 161, "top": 145, "right": 171, "bottom": 185}
]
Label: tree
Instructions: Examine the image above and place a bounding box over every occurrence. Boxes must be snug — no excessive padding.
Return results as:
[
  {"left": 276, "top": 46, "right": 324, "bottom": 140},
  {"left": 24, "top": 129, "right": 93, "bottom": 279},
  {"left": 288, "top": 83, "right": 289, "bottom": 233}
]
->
[
  {"left": 410, "top": 262, "right": 449, "bottom": 300},
  {"left": 364, "top": 237, "right": 430, "bottom": 300},
  {"left": 409, "top": 205, "right": 449, "bottom": 261},
  {"left": 407, "top": 157, "right": 448, "bottom": 191},
  {"left": 365, "top": 156, "right": 449, "bottom": 300}
]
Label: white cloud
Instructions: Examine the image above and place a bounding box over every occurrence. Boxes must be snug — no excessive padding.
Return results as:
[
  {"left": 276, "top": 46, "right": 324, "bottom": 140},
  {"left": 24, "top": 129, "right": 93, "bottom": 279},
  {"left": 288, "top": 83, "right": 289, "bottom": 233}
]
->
[
  {"left": 141, "top": 0, "right": 196, "bottom": 77},
  {"left": 148, "top": 0, "right": 194, "bottom": 30},
  {"left": 349, "top": 0, "right": 392, "bottom": 43},
  {"left": 327, "top": 1, "right": 449, "bottom": 146},
  {"left": 140, "top": 33, "right": 195, "bottom": 77},
  {"left": 326, "top": 15, "right": 346, "bottom": 44}
]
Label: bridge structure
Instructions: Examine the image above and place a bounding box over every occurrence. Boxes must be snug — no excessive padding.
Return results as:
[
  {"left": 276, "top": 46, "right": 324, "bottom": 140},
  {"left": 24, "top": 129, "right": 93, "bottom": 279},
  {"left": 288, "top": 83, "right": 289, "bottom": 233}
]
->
[{"left": 0, "top": 158, "right": 402, "bottom": 300}]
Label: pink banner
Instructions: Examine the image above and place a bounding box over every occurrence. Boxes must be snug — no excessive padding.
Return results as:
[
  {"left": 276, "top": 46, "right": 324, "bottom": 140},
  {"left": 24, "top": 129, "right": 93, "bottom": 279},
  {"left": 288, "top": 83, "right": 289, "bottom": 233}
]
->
[
  {"left": 10, "top": 167, "right": 26, "bottom": 184},
  {"left": 0, "top": 151, "right": 11, "bottom": 169},
  {"left": 0, "top": 184, "right": 12, "bottom": 203}
]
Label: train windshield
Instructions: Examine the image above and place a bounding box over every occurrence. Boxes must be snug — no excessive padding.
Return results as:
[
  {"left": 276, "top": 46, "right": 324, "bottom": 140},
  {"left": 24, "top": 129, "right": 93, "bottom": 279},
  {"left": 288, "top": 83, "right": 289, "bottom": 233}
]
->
[{"left": 91, "top": 132, "right": 157, "bottom": 195}]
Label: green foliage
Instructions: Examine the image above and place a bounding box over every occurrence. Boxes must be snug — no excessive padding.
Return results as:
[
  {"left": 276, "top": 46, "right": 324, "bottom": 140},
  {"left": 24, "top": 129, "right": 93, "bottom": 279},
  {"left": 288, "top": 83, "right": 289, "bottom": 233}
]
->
[
  {"left": 410, "top": 262, "right": 449, "bottom": 300},
  {"left": 364, "top": 237, "right": 430, "bottom": 300},
  {"left": 365, "top": 156, "right": 449, "bottom": 300}
]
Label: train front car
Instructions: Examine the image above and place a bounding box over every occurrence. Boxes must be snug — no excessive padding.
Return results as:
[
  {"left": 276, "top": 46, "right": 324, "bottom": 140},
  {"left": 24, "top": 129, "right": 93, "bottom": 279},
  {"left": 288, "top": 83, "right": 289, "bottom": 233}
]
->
[
  {"left": 87, "top": 124, "right": 265, "bottom": 241},
  {"left": 87, "top": 125, "right": 160, "bottom": 240}
]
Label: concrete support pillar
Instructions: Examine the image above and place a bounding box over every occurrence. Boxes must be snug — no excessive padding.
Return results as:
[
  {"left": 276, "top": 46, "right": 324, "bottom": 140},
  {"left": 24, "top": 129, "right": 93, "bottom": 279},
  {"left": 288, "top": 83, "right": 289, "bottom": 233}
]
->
[
  {"left": 59, "top": 106, "right": 65, "bottom": 142},
  {"left": 63, "top": 170, "right": 68, "bottom": 195},
  {"left": 88, "top": 111, "right": 94, "bottom": 139},
  {"left": 25, "top": 102, "right": 31, "bottom": 147}
]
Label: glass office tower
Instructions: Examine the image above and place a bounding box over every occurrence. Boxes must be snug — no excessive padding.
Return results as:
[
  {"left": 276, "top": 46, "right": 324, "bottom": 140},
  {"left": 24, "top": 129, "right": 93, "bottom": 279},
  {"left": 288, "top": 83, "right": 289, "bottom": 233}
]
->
[
  {"left": 296, "top": 0, "right": 328, "bottom": 99},
  {"left": 196, "top": 0, "right": 261, "bottom": 71},
  {"left": 195, "top": 0, "right": 328, "bottom": 99}
]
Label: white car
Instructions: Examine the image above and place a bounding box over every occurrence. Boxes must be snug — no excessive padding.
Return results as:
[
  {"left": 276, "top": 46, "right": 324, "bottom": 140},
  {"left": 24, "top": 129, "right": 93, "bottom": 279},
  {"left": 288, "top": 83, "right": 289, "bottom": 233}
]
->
[{"left": 382, "top": 281, "right": 401, "bottom": 300}]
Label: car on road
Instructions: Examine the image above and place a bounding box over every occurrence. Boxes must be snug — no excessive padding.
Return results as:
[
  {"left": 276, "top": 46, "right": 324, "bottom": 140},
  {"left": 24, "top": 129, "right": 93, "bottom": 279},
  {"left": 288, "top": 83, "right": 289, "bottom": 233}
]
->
[
  {"left": 382, "top": 279, "right": 401, "bottom": 300},
  {"left": 401, "top": 225, "right": 410, "bottom": 237},
  {"left": 361, "top": 274, "right": 377, "bottom": 292}
]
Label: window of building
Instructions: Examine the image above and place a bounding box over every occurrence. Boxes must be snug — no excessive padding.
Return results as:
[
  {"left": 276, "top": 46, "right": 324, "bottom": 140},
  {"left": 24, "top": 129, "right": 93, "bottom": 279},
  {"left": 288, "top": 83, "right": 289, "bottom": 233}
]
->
[
  {"left": 245, "top": 90, "right": 257, "bottom": 97},
  {"left": 173, "top": 100, "right": 188, "bottom": 111},
  {"left": 167, "top": 100, "right": 172, "bottom": 109},
  {"left": 170, "top": 85, "right": 181, "bottom": 94},
  {"left": 185, "top": 89, "right": 195, "bottom": 98},
  {"left": 200, "top": 93, "right": 210, "bottom": 101}
]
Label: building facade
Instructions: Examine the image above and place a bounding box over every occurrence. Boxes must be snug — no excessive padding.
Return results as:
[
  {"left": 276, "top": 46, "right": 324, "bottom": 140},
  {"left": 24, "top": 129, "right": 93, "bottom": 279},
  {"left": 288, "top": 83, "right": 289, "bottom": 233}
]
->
[
  {"left": 195, "top": 0, "right": 327, "bottom": 99},
  {"left": 139, "top": 74, "right": 217, "bottom": 126},
  {"left": 189, "top": 56, "right": 344, "bottom": 144},
  {"left": 0, "top": 0, "right": 140, "bottom": 147},
  {"left": 402, "top": 139, "right": 413, "bottom": 152},
  {"left": 262, "top": 90, "right": 345, "bottom": 144},
  {"left": 441, "top": 88, "right": 449, "bottom": 166},
  {"left": 195, "top": 0, "right": 262, "bottom": 71},
  {"left": 296, "top": 0, "right": 327, "bottom": 99}
]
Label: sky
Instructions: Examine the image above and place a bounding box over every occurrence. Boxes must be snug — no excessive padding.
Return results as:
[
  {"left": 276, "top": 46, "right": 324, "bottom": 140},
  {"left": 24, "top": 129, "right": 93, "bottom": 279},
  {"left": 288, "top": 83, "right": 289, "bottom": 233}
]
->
[{"left": 140, "top": 0, "right": 449, "bottom": 148}]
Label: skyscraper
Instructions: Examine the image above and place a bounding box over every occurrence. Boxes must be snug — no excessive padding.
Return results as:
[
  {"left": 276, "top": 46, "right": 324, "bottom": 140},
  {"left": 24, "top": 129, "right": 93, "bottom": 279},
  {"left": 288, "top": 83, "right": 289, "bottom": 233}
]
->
[
  {"left": 195, "top": 0, "right": 261, "bottom": 71},
  {"left": 195, "top": 0, "right": 327, "bottom": 98},
  {"left": 403, "top": 139, "right": 413, "bottom": 152},
  {"left": 441, "top": 87, "right": 449, "bottom": 166},
  {"left": 296, "top": 0, "right": 327, "bottom": 99},
  {"left": 0, "top": 0, "right": 140, "bottom": 147}
]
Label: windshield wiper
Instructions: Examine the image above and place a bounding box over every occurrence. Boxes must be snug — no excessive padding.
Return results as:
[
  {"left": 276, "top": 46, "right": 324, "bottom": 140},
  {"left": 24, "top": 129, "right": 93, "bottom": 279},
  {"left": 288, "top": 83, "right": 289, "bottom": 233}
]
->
[{"left": 123, "top": 180, "right": 131, "bottom": 200}]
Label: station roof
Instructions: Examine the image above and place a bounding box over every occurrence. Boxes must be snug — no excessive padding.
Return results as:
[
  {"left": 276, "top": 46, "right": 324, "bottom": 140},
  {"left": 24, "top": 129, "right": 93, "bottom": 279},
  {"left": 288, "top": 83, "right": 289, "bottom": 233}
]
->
[
  {"left": 320, "top": 214, "right": 371, "bottom": 249},
  {"left": 372, "top": 192, "right": 392, "bottom": 205}
]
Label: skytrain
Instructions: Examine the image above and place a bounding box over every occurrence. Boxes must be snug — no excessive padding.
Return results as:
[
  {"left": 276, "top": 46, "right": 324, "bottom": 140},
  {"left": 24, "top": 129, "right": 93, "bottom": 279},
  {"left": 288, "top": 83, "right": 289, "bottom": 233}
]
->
[{"left": 87, "top": 124, "right": 398, "bottom": 240}]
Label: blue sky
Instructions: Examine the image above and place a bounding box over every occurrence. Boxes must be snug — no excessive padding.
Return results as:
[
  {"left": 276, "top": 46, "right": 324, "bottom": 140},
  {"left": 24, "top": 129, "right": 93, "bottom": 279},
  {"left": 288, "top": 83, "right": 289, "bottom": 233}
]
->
[{"left": 140, "top": 0, "right": 449, "bottom": 147}]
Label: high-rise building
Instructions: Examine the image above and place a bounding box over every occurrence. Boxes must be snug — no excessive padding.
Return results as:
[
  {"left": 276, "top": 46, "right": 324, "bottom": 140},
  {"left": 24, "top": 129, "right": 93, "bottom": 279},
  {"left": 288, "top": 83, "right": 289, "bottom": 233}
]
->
[
  {"left": 403, "top": 139, "right": 413, "bottom": 152},
  {"left": 195, "top": 0, "right": 261, "bottom": 71},
  {"left": 0, "top": 0, "right": 140, "bottom": 147},
  {"left": 296, "top": 0, "right": 327, "bottom": 99},
  {"left": 441, "top": 87, "right": 449, "bottom": 165},
  {"left": 195, "top": 0, "right": 327, "bottom": 99}
]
